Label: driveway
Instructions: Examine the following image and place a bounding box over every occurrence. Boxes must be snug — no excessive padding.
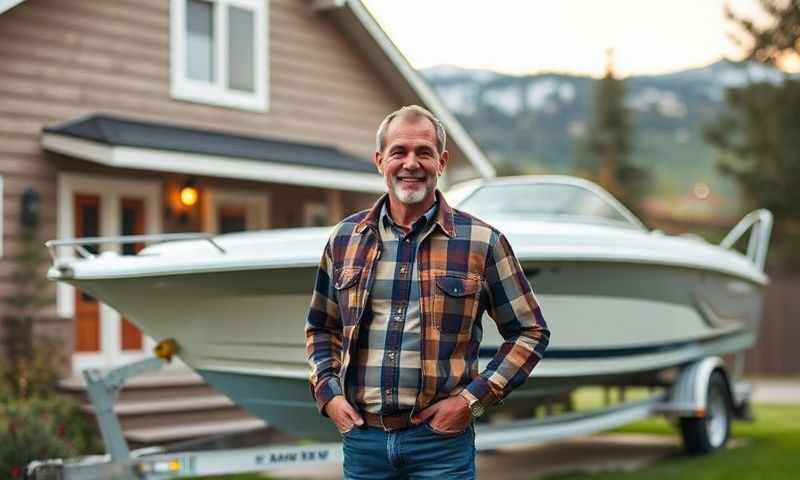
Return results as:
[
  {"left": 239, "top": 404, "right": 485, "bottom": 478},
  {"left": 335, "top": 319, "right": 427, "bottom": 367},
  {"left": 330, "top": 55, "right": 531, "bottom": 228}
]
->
[
  {"left": 271, "top": 432, "right": 717, "bottom": 479},
  {"left": 271, "top": 378, "right": 796, "bottom": 480}
]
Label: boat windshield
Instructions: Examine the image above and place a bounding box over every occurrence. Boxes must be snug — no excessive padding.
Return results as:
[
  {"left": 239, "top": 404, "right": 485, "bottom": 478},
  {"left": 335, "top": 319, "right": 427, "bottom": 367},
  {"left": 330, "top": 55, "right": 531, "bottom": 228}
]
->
[{"left": 456, "top": 182, "right": 642, "bottom": 229}]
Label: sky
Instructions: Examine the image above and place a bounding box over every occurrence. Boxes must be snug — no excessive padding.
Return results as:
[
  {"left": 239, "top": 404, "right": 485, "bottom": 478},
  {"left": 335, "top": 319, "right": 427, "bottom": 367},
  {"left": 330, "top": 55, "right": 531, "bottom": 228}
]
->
[{"left": 362, "top": 0, "right": 778, "bottom": 78}]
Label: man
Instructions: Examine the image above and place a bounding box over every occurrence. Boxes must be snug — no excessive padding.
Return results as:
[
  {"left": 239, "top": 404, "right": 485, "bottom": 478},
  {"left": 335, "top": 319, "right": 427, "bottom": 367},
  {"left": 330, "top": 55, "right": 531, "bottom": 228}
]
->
[{"left": 306, "top": 105, "right": 550, "bottom": 479}]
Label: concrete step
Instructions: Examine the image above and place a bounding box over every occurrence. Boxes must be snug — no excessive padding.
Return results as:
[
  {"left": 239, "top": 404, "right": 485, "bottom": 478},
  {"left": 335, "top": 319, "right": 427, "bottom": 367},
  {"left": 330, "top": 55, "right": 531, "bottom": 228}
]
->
[
  {"left": 125, "top": 418, "right": 268, "bottom": 444},
  {"left": 59, "top": 369, "right": 217, "bottom": 402},
  {"left": 59, "top": 367, "right": 267, "bottom": 446},
  {"left": 80, "top": 393, "right": 235, "bottom": 416},
  {"left": 118, "top": 404, "right": 255, "bottom": 430}
]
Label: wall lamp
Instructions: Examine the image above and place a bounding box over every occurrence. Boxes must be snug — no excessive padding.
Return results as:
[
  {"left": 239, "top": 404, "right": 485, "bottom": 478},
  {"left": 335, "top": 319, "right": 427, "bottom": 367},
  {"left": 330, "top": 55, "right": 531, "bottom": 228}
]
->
[
  {"left": 179, "top": 179, "right": 199, "bottom": 207},
  {"left": 21, "top": 187, "right": 41, "bottom": 228}
]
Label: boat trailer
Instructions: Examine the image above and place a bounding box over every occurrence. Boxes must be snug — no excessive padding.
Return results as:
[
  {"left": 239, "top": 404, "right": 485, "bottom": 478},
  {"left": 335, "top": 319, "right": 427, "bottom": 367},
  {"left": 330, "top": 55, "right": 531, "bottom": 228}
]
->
[{"left": 27, "top": 346, "right": 752, "bottom": 480}]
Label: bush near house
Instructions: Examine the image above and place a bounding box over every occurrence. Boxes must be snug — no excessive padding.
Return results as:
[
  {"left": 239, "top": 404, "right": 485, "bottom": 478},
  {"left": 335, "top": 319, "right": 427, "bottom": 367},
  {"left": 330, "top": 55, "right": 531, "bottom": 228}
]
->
[{"left": 0, "top": 338, "right": 100, "bottom": 479}]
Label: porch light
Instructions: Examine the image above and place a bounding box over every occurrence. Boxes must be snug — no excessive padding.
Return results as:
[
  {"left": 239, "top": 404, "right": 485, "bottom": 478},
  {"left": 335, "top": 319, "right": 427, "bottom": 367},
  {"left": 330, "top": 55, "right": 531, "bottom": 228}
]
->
[{"left": 179, "top": 180, "right": 199, "bottom": 207}]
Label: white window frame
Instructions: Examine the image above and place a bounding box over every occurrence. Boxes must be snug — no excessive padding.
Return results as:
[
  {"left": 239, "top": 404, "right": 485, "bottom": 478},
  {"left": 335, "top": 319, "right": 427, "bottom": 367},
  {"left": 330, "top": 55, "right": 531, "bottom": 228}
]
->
[{"left": 170, "top": 0, "right": 269, "bottom": 112}]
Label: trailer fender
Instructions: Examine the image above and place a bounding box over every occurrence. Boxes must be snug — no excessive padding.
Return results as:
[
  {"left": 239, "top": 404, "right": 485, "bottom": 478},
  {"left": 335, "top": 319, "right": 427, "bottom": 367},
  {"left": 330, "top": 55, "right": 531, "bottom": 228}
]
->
[{"left": 661, "top": 357, "right": 732, "bottom": 417}]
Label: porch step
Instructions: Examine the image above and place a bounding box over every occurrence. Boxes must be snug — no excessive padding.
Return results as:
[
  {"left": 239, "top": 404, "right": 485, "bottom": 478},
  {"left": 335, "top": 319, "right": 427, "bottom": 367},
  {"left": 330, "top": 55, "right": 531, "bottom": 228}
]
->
[
  {"left": 59, "top": 367, "right": 268, "bottom": 447},
  {"left": 80, "top": 394, "right": 235, "bottom": 416},
  {"left": 125, "top": 418, "right": 267, "bottom": 444}
]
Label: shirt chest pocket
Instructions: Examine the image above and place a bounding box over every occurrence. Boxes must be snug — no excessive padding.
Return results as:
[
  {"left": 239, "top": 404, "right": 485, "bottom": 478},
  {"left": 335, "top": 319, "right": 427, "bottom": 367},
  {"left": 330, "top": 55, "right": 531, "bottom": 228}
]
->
[
  {"left": 433, "top": 274, "right": 481, "bottom": 334},
  {"left": 335, "top": 266, "right": 363, "bottom": 324}
]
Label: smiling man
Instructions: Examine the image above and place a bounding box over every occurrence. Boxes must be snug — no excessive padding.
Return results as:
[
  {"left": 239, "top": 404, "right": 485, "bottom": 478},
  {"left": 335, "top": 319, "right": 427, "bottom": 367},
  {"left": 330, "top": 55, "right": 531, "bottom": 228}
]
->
[{"left": 306, "top": 105, "right": 550, "bottom": 479}]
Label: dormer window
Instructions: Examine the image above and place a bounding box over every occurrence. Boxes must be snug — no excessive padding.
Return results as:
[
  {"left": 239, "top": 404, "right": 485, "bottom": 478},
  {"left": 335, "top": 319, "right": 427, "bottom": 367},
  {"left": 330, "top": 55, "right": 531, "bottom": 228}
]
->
[{"left": 170, "top": 0, "right": 267, "bottom": 112}]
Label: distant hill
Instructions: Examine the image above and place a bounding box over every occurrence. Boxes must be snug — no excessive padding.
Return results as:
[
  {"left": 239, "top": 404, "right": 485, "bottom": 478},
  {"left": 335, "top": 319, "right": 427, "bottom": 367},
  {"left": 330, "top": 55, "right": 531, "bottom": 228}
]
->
[{"left": 421, "top": 60, "right": 788, "bottom": 215}]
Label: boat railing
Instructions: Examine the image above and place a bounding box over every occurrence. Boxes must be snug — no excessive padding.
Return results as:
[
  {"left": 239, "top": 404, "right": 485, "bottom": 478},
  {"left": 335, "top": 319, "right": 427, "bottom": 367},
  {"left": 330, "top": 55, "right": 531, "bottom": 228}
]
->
[
  {"left": 44, "top": 233, "right": 225, "bottom": 263},
  {"left": 719, "top": 209, "right": 773, "bottom": 272}
]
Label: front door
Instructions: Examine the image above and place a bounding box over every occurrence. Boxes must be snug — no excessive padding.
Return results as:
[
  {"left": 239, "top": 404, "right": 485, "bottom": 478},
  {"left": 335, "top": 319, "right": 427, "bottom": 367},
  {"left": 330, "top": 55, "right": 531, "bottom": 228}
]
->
[{"left": 60, "top": 174, "right": 162, "bottom": 371}]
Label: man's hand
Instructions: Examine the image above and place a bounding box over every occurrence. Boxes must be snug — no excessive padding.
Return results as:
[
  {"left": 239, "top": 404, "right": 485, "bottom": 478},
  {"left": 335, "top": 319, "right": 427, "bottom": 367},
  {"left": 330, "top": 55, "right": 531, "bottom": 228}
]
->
[
  {"left": 324, "top": 396, "right": 364, "bottom": 433},
  {"left": 411, "top": 395, "right": 470, "bottom": 433}
]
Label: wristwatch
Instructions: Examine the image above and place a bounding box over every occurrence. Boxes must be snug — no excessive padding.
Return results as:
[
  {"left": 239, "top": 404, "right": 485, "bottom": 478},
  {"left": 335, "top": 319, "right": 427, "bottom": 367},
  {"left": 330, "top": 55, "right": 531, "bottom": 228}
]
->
[{"left": 459, "top": 391, "right": 485, "bottom": 418}]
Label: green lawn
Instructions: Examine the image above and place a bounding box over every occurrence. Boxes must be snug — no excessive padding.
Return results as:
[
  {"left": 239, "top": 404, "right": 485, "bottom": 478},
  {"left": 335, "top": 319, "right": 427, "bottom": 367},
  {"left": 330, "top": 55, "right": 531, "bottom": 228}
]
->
[
  {"left": 543, "top": 402, "right": 800, "bottom": 480},
  {"left": 191, "top": 400, "right": 800, "bottom": 480}
]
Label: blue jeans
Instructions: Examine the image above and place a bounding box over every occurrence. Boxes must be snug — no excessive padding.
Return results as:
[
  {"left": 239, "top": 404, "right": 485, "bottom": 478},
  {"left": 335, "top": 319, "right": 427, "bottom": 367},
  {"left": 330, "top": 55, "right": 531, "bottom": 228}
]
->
[{"left": 341, "top": 421, "right": 476, "bottom": 479}]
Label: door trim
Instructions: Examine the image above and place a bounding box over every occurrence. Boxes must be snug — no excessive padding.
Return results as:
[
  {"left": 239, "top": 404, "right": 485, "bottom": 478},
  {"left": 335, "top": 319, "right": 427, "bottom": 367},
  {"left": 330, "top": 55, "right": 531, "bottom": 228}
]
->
[{"left": 57, "top": 173, "right": 162, "bottom": 371}]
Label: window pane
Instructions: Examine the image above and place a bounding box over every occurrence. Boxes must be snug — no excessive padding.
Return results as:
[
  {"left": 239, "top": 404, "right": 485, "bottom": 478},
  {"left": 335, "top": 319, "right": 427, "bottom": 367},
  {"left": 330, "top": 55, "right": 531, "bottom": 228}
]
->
[
  {"left": 227, "top": 6, "right": 255, "bottom": 92},
  {"left": 186, "top": 0, "right": 214, "bottom": 82},
  {"left": 219, "top": 204, "right": 247, "bottom": 233}
]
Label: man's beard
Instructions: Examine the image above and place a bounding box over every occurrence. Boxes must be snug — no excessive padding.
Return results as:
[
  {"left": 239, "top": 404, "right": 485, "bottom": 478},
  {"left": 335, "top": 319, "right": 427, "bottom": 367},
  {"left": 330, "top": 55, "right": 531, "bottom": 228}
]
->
[{"left": 392, "top": 175, "right": 435, "bottom": 204}]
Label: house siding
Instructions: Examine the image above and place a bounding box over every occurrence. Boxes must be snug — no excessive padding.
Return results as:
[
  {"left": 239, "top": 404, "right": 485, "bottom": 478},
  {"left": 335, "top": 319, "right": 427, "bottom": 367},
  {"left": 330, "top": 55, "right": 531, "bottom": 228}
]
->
[{"left": 0, "top": 0, "right": 402, "bottom": 322}]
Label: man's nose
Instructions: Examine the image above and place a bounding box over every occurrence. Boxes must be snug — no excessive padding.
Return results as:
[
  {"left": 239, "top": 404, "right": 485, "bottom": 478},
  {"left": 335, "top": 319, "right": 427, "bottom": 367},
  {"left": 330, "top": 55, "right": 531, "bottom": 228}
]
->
[{"left": 400, "top": 153, "right": 421, "bottom": 170}]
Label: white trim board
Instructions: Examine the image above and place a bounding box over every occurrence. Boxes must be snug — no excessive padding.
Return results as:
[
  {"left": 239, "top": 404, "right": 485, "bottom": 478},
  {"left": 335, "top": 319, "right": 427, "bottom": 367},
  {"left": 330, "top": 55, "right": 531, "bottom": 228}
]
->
[{"left": 42, "top": 133, "right": 385, "bottom": 193}]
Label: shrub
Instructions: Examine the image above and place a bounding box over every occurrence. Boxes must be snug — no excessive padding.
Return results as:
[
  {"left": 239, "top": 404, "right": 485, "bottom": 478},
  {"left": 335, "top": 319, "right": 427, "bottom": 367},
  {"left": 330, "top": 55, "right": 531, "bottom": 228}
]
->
[
  {"left": 0, "top": 336, "right": 64, "bottom": 402},
  {"left": 0, "top": 338, "right": 101, "bottom": 478}
]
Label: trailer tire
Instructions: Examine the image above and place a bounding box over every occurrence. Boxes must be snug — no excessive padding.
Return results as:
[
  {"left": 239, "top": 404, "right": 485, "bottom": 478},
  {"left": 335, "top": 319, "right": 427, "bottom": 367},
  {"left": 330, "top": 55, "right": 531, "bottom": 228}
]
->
[{"left": 679, "top": 370, "right": 731, "bottom": 455}]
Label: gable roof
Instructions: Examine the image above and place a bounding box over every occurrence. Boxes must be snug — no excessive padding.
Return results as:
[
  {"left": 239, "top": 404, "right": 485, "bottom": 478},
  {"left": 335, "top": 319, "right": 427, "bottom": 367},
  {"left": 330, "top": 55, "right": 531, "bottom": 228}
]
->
[{"left": 312, "top": 0, "right": 496, "bottom": 182}]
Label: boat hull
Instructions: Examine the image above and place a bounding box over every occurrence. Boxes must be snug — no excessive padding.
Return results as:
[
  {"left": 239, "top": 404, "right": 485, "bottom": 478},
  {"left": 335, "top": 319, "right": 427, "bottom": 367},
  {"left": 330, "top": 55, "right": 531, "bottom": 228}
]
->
[{"left": 68, "top": 257, "right": 764, "bottom": 441}]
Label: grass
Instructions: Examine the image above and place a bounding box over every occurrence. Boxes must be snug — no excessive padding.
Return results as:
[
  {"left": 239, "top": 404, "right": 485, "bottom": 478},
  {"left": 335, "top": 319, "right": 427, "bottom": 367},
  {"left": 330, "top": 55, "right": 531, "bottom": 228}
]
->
[{"left": 542, "top": 402, "right": 800, "bottom": 480}]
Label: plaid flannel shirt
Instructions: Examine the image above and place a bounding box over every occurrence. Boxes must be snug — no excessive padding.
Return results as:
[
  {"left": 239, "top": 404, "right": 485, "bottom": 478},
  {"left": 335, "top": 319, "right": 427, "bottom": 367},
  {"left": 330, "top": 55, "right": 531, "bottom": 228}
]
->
[{"left": 306, "top": 190, "right": 550, "bottom": 416}]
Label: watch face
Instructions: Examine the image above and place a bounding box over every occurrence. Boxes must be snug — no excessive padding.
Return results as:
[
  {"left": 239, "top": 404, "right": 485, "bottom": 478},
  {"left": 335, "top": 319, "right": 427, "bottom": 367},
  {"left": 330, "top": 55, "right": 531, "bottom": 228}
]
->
[{"left": 470, "top": 402, "right": 484, "bottom": 418}]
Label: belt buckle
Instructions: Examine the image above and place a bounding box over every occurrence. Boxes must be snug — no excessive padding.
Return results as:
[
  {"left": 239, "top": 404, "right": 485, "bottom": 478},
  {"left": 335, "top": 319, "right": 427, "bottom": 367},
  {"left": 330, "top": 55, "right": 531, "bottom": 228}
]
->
[{"left": 379, "top": 412, "right": 407, "bottom": 432}]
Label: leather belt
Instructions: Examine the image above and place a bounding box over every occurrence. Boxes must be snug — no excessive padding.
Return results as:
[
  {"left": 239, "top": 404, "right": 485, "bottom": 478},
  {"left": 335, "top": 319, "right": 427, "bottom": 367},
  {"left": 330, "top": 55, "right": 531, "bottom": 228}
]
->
[{"left": 361, "top": 411, "right": 414, "bottom": 431}]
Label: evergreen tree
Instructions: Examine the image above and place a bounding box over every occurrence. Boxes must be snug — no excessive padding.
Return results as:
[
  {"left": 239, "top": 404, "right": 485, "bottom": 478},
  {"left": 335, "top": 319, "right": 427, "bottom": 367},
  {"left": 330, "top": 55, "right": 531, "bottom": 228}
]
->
[
  {"left": 725, "top": 0, "right": 800, "bottom": 69},
  {"left": 706, "top": 1, "right": 800, "bottom": 265},
  {"left": 586, "top": 50, "right": 650, "bottom": 220}
]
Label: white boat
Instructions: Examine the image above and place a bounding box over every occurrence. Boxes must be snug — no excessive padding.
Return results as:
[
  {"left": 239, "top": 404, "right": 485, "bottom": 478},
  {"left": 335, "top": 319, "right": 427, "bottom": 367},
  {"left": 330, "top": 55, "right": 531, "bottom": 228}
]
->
[{"left": 46, "top": 175, "right": 773, "bottom": 441}]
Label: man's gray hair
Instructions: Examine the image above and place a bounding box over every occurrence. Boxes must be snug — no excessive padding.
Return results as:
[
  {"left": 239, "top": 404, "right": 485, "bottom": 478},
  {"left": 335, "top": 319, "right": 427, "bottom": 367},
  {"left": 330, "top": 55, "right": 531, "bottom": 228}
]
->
[{"left": 375, "top": 105, "right": 447, "bottom": 154}]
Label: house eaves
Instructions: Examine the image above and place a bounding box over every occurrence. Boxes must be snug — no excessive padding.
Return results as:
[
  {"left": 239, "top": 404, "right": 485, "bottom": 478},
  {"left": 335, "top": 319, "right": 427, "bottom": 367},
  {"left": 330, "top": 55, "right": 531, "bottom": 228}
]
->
[{"left": 42, "top": 114, "right": 385, "bottom": 193}]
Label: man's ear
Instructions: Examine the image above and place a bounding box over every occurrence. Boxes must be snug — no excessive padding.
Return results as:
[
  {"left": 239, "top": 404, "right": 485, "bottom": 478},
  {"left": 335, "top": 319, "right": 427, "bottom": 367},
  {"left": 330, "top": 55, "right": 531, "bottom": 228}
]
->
[
  {"left": 438, "top": 150, "right": 449, "bottom": 176},
  {"left": 373, "top": 151, "right": 384, "bottom": 175}
]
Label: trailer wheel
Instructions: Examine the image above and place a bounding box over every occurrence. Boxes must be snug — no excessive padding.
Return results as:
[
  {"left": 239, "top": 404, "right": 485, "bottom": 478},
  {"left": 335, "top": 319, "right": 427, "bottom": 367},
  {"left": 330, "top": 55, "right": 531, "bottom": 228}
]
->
[{"left": 680, "top": 370, "right": 731, "bottom": 455}]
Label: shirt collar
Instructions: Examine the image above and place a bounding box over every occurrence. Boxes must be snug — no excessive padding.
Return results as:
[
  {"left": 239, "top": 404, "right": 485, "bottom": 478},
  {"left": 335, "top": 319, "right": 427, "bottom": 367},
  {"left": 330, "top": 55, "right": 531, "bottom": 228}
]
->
[
  {"left": 379, "top": 197, "right": 438, "bottom": 238},
  {"left": 357, "top": 189, "right": 456, "bottom": 238}
]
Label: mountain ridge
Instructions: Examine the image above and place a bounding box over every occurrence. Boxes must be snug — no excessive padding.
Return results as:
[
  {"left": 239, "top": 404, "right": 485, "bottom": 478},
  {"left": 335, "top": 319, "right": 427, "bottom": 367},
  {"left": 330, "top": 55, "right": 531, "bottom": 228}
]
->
[{"left": 419, "top": 59, "right": 790, "bottom": 214}]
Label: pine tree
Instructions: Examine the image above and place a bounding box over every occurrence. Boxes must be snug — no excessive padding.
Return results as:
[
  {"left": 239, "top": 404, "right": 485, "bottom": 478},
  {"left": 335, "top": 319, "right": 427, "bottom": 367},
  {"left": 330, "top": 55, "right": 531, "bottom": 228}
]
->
[
  {"left": 586, "top": 50, "right": 650, "bottom": 220},
  {"left": 705, "top": 0, "right": 800, "bottom": 266}
]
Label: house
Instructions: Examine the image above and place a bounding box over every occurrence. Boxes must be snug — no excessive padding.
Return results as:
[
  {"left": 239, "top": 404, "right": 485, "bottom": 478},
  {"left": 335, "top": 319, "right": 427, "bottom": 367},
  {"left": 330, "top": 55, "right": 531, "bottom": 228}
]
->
[{"left": 0, "top": 0, "right": 494, "bottom": 445}]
